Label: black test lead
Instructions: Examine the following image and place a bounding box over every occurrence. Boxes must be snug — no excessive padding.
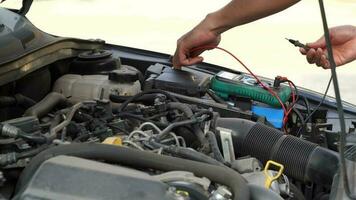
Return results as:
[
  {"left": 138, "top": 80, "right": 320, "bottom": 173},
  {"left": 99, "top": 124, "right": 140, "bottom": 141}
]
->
[{"left": 285, "top": 38, "right": 310, "bottom": 51}]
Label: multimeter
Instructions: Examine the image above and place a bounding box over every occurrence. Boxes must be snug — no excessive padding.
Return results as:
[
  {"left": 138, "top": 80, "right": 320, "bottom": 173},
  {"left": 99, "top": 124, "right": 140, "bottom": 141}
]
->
[{"left": 211, "top": 71, "right": 291, "bottom": 107}]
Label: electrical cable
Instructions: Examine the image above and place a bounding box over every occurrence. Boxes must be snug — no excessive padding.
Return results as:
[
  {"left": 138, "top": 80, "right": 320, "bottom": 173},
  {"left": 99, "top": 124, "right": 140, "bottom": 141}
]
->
[
  {"left": 317, "top": 0, "right": 355, "bottom": 199},
  {"left": 191, "top": 46, "right": 288, "bottom": 116},
  {"left": 292, "top": 107, "right": 306, "bottom": 128},
  {"left": 300, "top": 96, "right": 311, "bottom": 119},
  {"left": 190, "top": 34, "right": 331, "bottom": 136},
  {"left": 206, "top": 89, "right": 228, "bottom": 104},
  {"left": 289, "top": 82, "right": 296, "bottom": 107},
  {"left": 17, "top": 145, "right": 50, "bottom": 159},
  {"left": 296, "top": 76, "right": 332, "bottom": 136},
  {"left": 156, "top": 118, "right": 199, "bottom": 140},
  {"left": 206, "top": 131, "right": 226, "bottom": 164},
  {"left": 284, "top": 80, "right": 299, "bottom": 127},
  {"left": 107, "top": 124, "right": 130, "bottom": 135}
]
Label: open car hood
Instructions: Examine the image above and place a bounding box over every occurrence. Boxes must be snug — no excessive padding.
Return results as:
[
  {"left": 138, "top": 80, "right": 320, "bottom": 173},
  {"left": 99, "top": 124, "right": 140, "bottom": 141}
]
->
[
  {"left": 0, "top": 6, "right": 356, "bottom": 200},
  {"left": 1, "top": 0, "right": 33, "bottom": 16}
]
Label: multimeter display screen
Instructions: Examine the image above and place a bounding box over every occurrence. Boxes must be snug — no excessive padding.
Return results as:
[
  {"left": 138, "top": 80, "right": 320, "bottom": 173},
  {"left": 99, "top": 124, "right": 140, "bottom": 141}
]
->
[
  {"left": 216, "top": 71, "right": 271, "bottom": 87},
  {"left": 216, "top": 71, "right": 242, "bottom": 81}
]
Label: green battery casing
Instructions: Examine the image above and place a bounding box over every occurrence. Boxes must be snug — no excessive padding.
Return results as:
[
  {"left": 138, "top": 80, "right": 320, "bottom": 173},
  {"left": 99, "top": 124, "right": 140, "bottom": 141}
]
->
[{"left": 211, "top": 72, "right": 291, "bottom": 108}]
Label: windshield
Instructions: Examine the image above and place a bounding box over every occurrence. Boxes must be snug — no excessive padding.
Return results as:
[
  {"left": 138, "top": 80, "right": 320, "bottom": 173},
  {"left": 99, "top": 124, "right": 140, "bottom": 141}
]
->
[{"left": 2, "top": 0, "right": 356, "bottom": 104}]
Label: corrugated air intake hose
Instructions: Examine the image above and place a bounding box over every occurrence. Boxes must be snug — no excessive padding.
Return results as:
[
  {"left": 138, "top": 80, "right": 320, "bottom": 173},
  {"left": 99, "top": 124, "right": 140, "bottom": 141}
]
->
[{"left": 216, "top": 118, "right": 339, "bottom": 185}]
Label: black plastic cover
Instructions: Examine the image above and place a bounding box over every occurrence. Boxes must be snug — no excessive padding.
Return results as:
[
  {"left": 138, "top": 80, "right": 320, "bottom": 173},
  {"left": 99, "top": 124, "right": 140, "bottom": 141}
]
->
[
  {"left": 145, "top": 63, "right": 210, "bottom": 97},
  {"left": 17, "top": 156, "right": 175, "bottom": 200}
]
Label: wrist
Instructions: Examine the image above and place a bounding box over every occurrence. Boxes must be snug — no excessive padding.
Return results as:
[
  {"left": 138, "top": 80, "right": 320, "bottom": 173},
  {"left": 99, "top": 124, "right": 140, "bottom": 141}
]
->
[{"left": 202, "top": 11, "right": 231, "bottom": 35}]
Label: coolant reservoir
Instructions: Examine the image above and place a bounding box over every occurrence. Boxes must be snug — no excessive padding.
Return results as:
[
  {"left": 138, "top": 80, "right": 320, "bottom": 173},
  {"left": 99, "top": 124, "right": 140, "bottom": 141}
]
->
[{"left": 53, "top": 67, "right": 141, "bottom": 103}]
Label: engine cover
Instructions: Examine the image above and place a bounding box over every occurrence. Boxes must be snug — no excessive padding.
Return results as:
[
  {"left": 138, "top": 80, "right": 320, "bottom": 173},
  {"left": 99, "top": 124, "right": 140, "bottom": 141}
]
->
[{"left": 17, "top": 156, "right": 176, "bottom": 200}]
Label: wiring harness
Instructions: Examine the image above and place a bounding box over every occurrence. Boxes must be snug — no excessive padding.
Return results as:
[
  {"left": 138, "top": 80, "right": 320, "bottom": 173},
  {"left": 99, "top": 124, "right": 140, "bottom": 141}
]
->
[{"left": 191, "top": 46, "right": 299, "bottom": 131}]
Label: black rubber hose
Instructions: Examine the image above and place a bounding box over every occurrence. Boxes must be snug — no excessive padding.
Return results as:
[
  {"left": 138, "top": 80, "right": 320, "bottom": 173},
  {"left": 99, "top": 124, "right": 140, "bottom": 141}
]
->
[
  {"left": 166, "top": 102, "right": 208, "bottom": 146},
  {"left": 193, "top": 109, "right": 214, "bottom": 118},
  {"left": 167, "top": 103, "right": 214, "bottom": 145},
  {"left": 0, "top": 96, "right": 17, "bottom": 108},
  {"left": 17, "top": 132, "right": 47, "bottom": 144},
  {"left": 206, "top": 89, "right": 227, "bottom": 104},
  {"left": 117, "top": 89, "right": 179, "bottom": 112},
  {"left": 206, "top": 131, "right": 225, "bottom": 163},
  {"left": 109, "top": 94, "right": 158, "bottom": 105},
  {"left": 14, "top": 94, "right": 36, "bottom": 108},
  {"left": 292, "top": 107, "right": 306, "bottom": 132},
  {"left": 157, "top": 118, "right": 198, "bottom": 139},
  {"left": 300, "top": 96, "right": 311, "bottom": 119},
  {"left": 167, "top": 102, "right": 194, "bottom": 118},
  {"left": 15, "top": 143, "right": 249, "bottom": 200},
  {"left": 163, "top": 146, "right": 225, "bottom": 167},
  {"left": 216, "top": 118, "right": 339, "bottom": 185},
  {"left": 0, "top": 94, "right": 35, "bottom": 109},
  {"left": 193, "top": 124, "right": 209, "bottom": 148},
  {"left": 17, "top": 145, "right": 50, "bottom": 159},
  {"left": 24, "top": 92, "right": 67, "bottom": 118},
  {"left": 0, "top": 124, "right": 47, "bottom": 144}
]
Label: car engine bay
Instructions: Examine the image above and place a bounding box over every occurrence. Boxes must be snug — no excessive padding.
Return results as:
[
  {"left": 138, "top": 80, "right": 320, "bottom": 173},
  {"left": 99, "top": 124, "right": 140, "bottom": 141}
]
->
[{"left": 0, "top": 48, "right": 355, "bottom": 200}]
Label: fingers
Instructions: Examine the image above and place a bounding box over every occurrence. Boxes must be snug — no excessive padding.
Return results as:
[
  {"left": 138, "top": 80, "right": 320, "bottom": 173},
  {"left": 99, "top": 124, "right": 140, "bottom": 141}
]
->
[
  {"left": 321, "top": 55, "right": 330, "bottom": 69},
  {"left": 302, "top": 48, "right": 330, "bottom": 69},
  {"left": 172, "top": 42, "right": 209, "bottom": 68},
  {"left": 172, "top": 49, "right": 182, "bottom": 68},
  {"left": 177, "top": 55, "right": 204, "bottom": 66},
  {"left": 306, "top": 49, "right": 317, "bottom": 64},
  {"left": 172, "top": 48, "right": 204, "bottom": 69},
  {"left": 315, "top": 48, "right": 324, "bottom": 67},
  {"left": 307, "top": 36, "right": 326, "bottom": 49},
  {"left": 186, "top": 56, "right": 204, "bottom": 65},
  {"left": 190, "top": 48, "right": 207, "bottom": 58},
  {"left": 299, "top": 48, "right": 307, "bottom": 55}
]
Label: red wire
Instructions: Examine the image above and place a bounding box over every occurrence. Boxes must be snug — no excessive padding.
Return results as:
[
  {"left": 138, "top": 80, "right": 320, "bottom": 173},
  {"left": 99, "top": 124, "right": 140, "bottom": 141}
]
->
[
  {"left": 191, "top": 46, "right": 288, "bottom": 116},
  {"left": 283, "top": 82, "right": 296, "bottom": 126},
  {"left": 289, "top": 82, "right": 296, "bottom": 104}
]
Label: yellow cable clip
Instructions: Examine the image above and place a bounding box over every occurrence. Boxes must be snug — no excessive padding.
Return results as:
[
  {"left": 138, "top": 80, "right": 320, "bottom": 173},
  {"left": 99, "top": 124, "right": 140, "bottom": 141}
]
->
[
  {"left": 102, "top": 136, "right": 123, "bottom": 146},
  {"left": 176, "top": 190, "right": 189, "bottom": 197},
  {"left": 263, "top": 160, "right": 284, "bottom": 189}
]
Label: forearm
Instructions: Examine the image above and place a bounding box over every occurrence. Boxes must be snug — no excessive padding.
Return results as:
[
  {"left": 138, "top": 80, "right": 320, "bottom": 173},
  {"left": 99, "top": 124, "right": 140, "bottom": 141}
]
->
[{"left": 204, "top": 0, "right": 300, "bottom": 34}]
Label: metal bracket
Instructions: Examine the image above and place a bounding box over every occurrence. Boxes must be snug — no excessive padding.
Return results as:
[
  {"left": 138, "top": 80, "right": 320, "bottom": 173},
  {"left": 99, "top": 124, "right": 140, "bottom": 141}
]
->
[{"left": 217, "top": 127, "right": 235, "bottom": 163}]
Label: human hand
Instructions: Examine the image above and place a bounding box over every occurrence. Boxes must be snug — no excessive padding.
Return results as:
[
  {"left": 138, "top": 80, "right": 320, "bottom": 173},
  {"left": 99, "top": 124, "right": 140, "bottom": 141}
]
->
[
  {"left": 172, "top": 17, "right": 221, "bottom": 68},
  {"left": 300, "top": 25, "right": 356, "bottom": 69}
]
